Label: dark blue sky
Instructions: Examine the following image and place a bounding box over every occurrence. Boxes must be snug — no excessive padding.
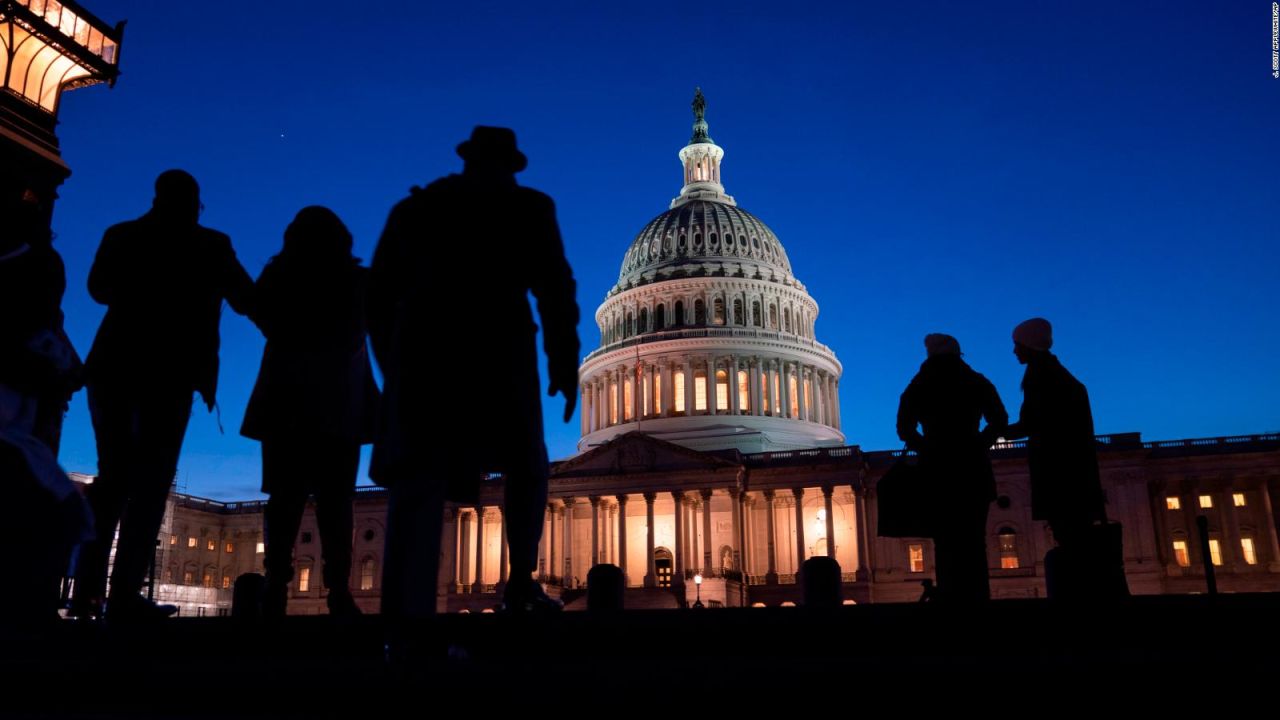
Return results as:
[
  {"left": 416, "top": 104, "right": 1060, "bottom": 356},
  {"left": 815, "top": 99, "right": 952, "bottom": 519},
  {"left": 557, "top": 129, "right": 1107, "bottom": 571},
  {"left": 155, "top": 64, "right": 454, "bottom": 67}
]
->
[{"left": 48, "top": 1, "right": 1279, "bottom": 499}]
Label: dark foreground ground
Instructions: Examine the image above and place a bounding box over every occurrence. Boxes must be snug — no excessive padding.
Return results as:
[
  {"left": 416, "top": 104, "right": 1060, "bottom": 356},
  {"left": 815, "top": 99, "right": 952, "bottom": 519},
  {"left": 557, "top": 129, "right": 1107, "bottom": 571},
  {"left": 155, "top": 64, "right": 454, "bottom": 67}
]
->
[{"left": 5, "top": 593, "right": 1278, "bottom": 717}]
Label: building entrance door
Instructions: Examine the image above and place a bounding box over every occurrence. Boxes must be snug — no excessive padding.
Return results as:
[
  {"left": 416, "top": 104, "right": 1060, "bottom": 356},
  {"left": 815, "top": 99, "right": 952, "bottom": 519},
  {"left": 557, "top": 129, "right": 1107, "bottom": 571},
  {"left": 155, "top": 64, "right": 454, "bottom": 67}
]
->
[{"left": 655, "top": 548, "right": 673, "bottom": 588}]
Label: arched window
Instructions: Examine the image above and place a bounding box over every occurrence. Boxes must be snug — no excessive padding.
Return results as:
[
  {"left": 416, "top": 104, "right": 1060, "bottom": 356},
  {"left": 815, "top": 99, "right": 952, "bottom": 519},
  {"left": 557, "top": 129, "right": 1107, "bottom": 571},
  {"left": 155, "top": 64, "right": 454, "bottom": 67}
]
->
[
  {"left": 733, "top": 299, "right": 744, "bottom": 326},
  {"left": 789, "top": 374, "right": 800, "bottom": 419},
  {"left": 653, "top": 372, "right": 662, "bottom": 415},
  {"left": 623, "top": 376, "right": 634, "bottom": 421},
  {"left": 752, "top": 301, "right": 762, "bottom": 327},
  {"left": 361, "top": 557, "right": 378, "bottom": 591},
  {"left": 784, "top": 308, "right": 792, "bottom": 333},
  {"left": 998, "top": 528, "right": 1019, "bottom": 569},
  {"left": 609, "top": 380, "right": 618, "bottom": 425},
  {"left": 624, "top": 312, "right": 633, "bottom": 338},
  {"left": 769, "top": 304, "right": 778, "bottom": 329},
  {"left": 674, "top": 301, "right": 685, "bottom": 326},
  {"left": 1172, "top": 533, "right": 1191, "bottom": 567},
  {"left": 639, "top": 307, "right": 649, "bottom": 333},
  {"left": 694, "top": 369, "right": 708, "bottom": 412},
  {"left": 221, "top": 572, "right": 233, "bottom": 590},
  {"left": 694, "top": 299, "right": 706, "bottom": 325},
  {"left": 674, "top": 372, "right": 686, "bottom": 413},
  {"left": 615, "top": 317, "right": 622, "bottom": 341},
  {"left": 715, "top": 369, "right": 729, "bottom": 412},
  {"left": 298, "top": 563, "right": 313, "bottom": 592},
  {"left": 737, "top": 369, "right": 750, "bottom": 413},
  {"left": 713, "top": 297, "right": 725, "bottom": 325},
  {"left": 654, "top": 303, "right": 666, "bottom": 331}
]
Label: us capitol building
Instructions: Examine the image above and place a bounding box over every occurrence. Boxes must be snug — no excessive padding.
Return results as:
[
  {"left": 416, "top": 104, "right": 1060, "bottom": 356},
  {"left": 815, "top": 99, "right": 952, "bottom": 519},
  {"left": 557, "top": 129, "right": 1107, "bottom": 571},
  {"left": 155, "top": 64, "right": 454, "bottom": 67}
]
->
[{"left": 88, "top": 93, "right": 1280, "bottom": 615}]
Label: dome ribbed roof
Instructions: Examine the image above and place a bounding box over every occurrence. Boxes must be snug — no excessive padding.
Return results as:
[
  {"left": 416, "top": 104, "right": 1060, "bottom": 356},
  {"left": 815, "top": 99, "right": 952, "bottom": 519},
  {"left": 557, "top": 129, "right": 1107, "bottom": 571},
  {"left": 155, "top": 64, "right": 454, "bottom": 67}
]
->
[{"left": 612, "top": 200, "right": 794, "bottom": 294}]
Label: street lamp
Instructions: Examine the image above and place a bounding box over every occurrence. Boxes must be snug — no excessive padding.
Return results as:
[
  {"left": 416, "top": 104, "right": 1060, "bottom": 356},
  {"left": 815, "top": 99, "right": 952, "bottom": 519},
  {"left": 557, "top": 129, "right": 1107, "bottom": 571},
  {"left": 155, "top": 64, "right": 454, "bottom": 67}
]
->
[{"left": 692, "top": 572, "right": 704, "bottom": 609}]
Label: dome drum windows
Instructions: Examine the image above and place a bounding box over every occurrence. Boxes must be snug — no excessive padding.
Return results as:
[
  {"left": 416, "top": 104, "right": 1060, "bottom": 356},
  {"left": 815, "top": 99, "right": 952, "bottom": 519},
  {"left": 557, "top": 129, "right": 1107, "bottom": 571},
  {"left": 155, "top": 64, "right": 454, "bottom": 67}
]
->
[
  {"left": 733, "top": 299, "right": 744, "bottom": 327},
  {"left": 694, "top": 299, "right": 706, "bottom": 325},
  {"left": 713, "top": 297, "right": 726, "bottom": 325},
  {"left": 654, "top": 303, "right": 666, "bottom": 331}
]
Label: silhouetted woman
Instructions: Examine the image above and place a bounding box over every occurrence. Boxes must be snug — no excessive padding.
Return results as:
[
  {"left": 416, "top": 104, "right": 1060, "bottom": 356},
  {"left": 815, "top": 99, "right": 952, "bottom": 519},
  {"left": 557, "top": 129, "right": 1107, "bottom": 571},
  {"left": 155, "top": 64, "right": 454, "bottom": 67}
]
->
[{"left": 241, "top": 207, "right": 379, "bottom": 617}]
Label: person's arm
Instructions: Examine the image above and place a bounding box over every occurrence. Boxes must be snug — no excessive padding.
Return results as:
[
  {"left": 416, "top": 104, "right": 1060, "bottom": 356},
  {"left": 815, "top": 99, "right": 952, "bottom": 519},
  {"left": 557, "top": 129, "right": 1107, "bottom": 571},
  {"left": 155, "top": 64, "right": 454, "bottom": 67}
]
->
[
  {"left": 214, "top": 232, "right": 257, "bottom": 327},
  {"left": 86, "top": 227, "right": 122, "bottom": 306},
  {"left": 528, "top": 195, "right": 580, "bottom": 423},
  {"left": 1004, "top": 378, "right": 1035, "bottom": 440},
  {"left": 895, "top": 386, "right": 925, "bottom": 451},
  {"left": 978, "top": 377, "right": 1009, "bottom": 447}
]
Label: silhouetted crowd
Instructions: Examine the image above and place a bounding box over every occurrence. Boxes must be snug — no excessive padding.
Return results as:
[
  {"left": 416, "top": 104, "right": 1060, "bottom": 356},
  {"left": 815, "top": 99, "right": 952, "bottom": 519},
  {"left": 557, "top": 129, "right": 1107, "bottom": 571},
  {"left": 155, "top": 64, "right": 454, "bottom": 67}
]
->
[{"left": 0, "top": 125, "right": 1123, "bottom": 640}]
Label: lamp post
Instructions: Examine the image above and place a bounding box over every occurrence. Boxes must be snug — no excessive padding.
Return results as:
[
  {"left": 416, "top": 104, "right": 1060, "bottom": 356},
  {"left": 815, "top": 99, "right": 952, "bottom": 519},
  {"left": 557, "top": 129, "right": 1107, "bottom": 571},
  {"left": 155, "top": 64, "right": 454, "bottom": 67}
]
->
[{"left": 692, "top": 572, "right": 704, "bottom": 609}]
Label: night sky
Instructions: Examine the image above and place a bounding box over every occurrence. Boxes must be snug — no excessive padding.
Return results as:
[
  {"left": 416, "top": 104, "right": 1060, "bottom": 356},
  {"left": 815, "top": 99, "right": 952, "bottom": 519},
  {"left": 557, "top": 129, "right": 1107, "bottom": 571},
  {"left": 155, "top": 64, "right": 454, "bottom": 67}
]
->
[{"left": 46, "top": 1, "right": 1279, "bottom": 500}]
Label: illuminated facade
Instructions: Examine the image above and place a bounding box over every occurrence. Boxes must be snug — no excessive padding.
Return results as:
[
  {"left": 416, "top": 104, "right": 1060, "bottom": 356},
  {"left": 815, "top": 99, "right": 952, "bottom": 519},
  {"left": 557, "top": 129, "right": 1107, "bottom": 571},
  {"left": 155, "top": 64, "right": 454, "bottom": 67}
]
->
[
  {"left": 0, "top": 0, "right": 123, "bottom": 226},
  {"left": 578, "top": 90, "right": 844, "bottom": 454}
]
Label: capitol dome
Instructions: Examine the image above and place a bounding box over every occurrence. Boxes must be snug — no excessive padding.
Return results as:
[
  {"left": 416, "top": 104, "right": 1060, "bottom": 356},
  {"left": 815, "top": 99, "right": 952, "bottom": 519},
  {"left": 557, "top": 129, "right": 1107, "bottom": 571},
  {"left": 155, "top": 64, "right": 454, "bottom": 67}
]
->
[{"left": 578, "top": 89, "right": 844, "bottom": 454}]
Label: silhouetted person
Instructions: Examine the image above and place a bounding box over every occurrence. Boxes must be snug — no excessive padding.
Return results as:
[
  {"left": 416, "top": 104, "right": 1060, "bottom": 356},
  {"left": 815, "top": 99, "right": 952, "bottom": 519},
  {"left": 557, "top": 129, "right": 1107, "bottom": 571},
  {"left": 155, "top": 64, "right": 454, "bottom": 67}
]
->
[
  {"left": 240, "top": 207, "right": 378, "bottom": 618},
  {"left": 896, "top": 334, "right": 1007, "bottom": 603},
  {"left": 0, "top": 186, "right": 89, "bottom": 622},
  {"left": 369, "top": 127, "right": 579, "bottom": 624},
  {"left": 1005, "top": 318, "right": 1108, "bottom": 591},
  {"left": 73, "top": 170, "right": 256, "bottom": 621}
]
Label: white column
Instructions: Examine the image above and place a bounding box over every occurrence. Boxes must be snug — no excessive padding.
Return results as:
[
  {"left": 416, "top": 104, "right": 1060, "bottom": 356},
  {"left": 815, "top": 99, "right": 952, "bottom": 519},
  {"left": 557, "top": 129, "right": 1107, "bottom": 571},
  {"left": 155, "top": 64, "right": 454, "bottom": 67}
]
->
[
  {"left": 752, "top": 357, "right": 764, "bottom": 417},
  {"left": 823, "top": 486, "right": 837, "bottom": 559},
  {"left": 498, "top": 508, "right": 508, "bottom": 583},
  {"left": 617, "top": 494, "right": 629, "bottom": 586},
  {"left": 547, "top": 503, "right": 558, "bottom": 582},
  {"left": 781, "top": 362, "right": 793, "bottom": 420},
  {"left": 590, "top": 496, "right": 601, "bottom": 566},
  {"left": 701, "top": 489, "right": 714, "bottom": 572},
  {"left": 729, "top": 356, "right": 741, "bottom": 415},
  {"left": 764, "top": 490, "right": 778, "bottom": 584},
  {"left": 707, "top": 356, "right": 718, "bottom": 415},
  {"left": 474, "top": 507, "right": 487, "bottom": 592},
  {"left": 683, "top": 357, "right": 695, "bottom": 415},
  {"left": 563, "top": 498, "right": 574, "bottom": 585},
  {"left": 797, "top": 365, "right": 808, "bottom": 421},
  {"left": 793, "top": 488, "right": 806, "bottom": 572}
]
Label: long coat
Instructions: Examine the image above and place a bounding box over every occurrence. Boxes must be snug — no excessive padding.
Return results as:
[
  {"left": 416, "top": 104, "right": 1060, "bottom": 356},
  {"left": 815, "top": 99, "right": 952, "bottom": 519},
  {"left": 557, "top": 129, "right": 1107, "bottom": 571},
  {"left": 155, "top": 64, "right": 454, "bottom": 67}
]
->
[
  {"left": 85, "top": 213, "right": 255, "bottom": 408},
  {"left": 896, "top": 355, "right": 1008, "bottom": 506},
  {"left": 367, "top": 173, "right": 579, "bottom": 487},
  {"left": 1009, "top": 354, "right": 1105, "bottom": 525},
  {"left": 240, "top": 259, "right": 380, "bottom": 464}
]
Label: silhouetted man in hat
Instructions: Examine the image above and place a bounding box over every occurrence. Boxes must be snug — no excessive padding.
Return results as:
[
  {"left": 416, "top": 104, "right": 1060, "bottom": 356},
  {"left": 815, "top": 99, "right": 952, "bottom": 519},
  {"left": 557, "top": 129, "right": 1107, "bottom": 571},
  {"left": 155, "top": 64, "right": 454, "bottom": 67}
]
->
[
  {"left": 369, "top": 127, "right": 579, "bottom": 623},
  {"left": 73, "top": 170, "right": 256, "bottom": 621}
]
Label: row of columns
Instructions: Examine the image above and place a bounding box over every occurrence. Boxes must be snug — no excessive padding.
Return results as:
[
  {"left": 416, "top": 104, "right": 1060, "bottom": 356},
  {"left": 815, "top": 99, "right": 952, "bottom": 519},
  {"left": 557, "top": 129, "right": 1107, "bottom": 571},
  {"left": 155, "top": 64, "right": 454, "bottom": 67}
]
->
[
  {"left": 581, "top": 357, "right": 841, "bottom": 434},
  {"left": 602, "top": 294, "right": 815, "bottom": 344},
  {"left": 448, "top": 486, "right": 868, "bottom": 593}
]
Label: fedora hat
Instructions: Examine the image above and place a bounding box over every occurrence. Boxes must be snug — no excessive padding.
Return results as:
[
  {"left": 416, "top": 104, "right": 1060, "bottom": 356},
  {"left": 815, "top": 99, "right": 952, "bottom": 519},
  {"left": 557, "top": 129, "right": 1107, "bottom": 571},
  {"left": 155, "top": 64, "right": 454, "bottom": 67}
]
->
[{"left": 456, "top": 126, "right": 528, "bottom": 173}]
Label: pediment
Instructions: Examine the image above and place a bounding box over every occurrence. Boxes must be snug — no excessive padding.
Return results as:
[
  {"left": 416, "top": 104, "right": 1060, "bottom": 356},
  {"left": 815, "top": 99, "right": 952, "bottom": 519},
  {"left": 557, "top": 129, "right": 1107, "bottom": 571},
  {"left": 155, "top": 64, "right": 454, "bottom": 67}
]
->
[{"left": 552, "top": 431, "right": 741, "bottom": 479}]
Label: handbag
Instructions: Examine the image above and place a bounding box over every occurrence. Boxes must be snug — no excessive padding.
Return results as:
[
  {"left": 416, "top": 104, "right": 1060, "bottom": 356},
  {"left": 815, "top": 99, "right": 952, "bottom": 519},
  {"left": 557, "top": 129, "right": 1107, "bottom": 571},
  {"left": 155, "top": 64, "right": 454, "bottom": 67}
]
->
[{"left": 876, "top": 451, "right": 939, "bottom": 538}]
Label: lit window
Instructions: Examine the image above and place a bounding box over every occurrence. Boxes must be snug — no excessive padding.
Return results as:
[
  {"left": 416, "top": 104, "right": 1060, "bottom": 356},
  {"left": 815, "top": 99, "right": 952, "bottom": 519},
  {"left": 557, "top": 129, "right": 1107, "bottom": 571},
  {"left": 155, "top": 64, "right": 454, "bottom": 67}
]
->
[
  {"left": 804, "top": 377, "right": 813, "bottom": 417},
  {"left": 298, "top": 567, "right": 311, "bottom": 592},
  {"left": 361, "top": 558, "right": 376, "bottom": 591},
  {"left": 609, "top": 381, "right": 618, "bottom": 424},
  {"left": 694, "top": 374, "right": 707, "bottom": 411},
  {"left": 998, "top": 528, "right": 1019, "bottom": 569},
  {"left": 674, "top": 373, "right": 685, "bottom": 412},
  {"left": 908, "top": 544, "right": 925, "bottom": 573},
  {"left": 772, "top": 373, "right": 781, "bottom": 415},
  {"left": 737, "top": 370, "right": 750, "bottom": 413},
  {"left": 222, "top": 575, "right": 232, "bottom": 590},
  {"left": 183, "top": 571, "right": 194, "bottom": 585},
  {"left": 1233, "top": 493, "right": 1246, "bottom": 507},
  {"left": 1173, "top": 540, "right": 1190, "bottom": 567},
  {"left": 653, "top": 373, "right": 662, "bottom": 414},
  {"left": 1166, "top": 497, "right": 1181, "bottom": 510},
  {"left": 789, "top": 375, "right": 800, "bottom": 419},
  {"left": 623, "top": 377, "right": 633, "bottom": 421},
  {"left": 715, "top": 370, "right": 729, "bottom": 411},
  {"left": 202, "top": 572, "right": 213, "bottom": 588},
  {"left": 187, "top": 537, "right": 197, "bottom": 548},
  {"left": 1199, "top": 495, "right": 1213, "bottom": 509},
  {"left": 206, "top": 539, "right": 215, "bottom": 551},
  {"left": 1208, "top": 539, "right": 1223, "bottom": 566},
  {"left": 170, "top": 534, "right": 177, "bottom": 546},
  {"left": 1241, "top": 538, "right": 1258, "bottom": 565},
  {"left": 643, "top": 373, "right": 651, "bottom": 415},
  {"left": 225, "top": 542, "right": 234, "bottom": 554},
  {"left": 256, "top": 542, "right": 265, "bottom": 554}
]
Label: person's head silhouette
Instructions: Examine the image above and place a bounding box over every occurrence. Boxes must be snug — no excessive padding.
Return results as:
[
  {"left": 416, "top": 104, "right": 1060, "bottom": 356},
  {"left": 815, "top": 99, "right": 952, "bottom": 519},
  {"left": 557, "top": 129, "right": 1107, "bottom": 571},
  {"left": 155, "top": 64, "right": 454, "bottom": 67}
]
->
[
  {"left": 1012, "top": 317, "right": 1053, "bottom": 364},
  {"left": 152, "top": 169, "right": 201, "bottom": 225},
  {"left": 457, "top": 126, "right": 528, "bottom": 178},
  {"left": 281, "top": 205, "right": 354, "bottom": 263}
]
